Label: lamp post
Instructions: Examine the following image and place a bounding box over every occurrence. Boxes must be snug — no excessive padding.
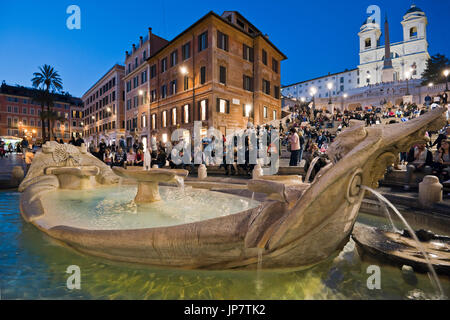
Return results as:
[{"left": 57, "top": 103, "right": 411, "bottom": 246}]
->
[
  {"left": 341, "top": 93, "right": 348, "bottom": 111},
  {"left": 309, "top": 87, "right": 317, "bottom": 110},
  {"left": 444, "top": 69, "right": 449, "bottom": 92},
  {"left": 405, "top": 71, "right": 411, "bottom": 95},
  {"left": 327, "top": 82, "right": 333, "bottom": 104},
  {"left": 309, "top": 87, "right": 317, "bottom": 120}
]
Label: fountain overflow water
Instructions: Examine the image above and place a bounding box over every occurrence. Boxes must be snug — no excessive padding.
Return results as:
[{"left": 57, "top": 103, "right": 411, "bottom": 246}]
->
[
  {"left": 378, "top": 198, "right": 401, "bottom": 234},
  {"left": 361, "top": 186, "right": 445, "bottom": 299}
]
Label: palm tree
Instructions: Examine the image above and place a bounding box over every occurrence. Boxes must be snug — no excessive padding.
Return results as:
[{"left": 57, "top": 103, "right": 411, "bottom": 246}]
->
[
  {"left": 31, "top": 88, "right": 50, "bottom": 142},
  {"left": 31, "top": 65, "right": 63, "bottom": 141}
]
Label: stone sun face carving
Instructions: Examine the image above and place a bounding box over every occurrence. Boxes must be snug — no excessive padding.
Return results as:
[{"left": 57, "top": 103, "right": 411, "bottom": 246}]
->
[{"left": 44, "top": 142, "right": 81, "bottom": 167}]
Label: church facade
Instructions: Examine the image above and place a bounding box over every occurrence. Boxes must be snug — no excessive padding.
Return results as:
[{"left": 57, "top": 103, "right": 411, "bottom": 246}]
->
[
  {"left": 282, "top": 5, "right": 430, "bottom": 99},
  {"left": 358, "top": 5, "right": 429, "bottom": 86}
]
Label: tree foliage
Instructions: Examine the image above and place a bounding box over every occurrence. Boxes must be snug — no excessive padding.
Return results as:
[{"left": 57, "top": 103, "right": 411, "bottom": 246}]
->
[{"left": 421, "top": 53, "right": 450, "bottom": 85}]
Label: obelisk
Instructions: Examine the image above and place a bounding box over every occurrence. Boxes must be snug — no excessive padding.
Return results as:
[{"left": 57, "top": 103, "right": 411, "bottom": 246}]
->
[{"left": 382, "top": 15, "right": 395, "bottom": 82}]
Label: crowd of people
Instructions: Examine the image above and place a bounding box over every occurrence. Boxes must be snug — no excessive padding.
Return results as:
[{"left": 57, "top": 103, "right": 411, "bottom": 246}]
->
[
  {"left": 283, "top": 98, "right": 449, "bottom": 185},
  {"left": 87, "top": 128, "right": 281, "bottom": 177}
]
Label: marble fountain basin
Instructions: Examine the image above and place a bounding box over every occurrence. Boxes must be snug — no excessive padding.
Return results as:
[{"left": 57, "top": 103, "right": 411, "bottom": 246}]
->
[
  {"left": 44, "top": 166, "right": 100, "bottom": 190},
  {"left": 18, "top": 107, "right": 448, "bottom": 270}
]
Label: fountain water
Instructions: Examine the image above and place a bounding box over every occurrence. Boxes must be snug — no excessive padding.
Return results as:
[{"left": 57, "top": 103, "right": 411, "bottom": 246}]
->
[
  {"left": 304, "top": 157, "right": 320, "bottom": 183},
  {"left": 361, "top": 186, "right": 445, "bottom": 299},
  {"left": 378, "top": 199, "right": 401, "bottom": 233}
]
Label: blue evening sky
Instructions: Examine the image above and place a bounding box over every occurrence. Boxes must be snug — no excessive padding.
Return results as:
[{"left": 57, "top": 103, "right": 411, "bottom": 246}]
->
[{"left": 0, "top": 0, "right": 448, "bottom": 97}]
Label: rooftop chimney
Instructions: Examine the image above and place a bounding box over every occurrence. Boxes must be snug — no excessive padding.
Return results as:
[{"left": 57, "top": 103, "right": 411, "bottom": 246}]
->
[
  {"left": 125, "top": 51, "right": 129, "bottom": 60},
  {"left": 132, "top": 44, "right": 136, "bottom": 53},
  {"left": 140, "top": 36, "right": 143, "bottom": 46}
]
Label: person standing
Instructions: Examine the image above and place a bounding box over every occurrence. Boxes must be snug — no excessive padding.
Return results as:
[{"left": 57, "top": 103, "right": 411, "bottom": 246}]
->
[
  {"left": 298, "top": 131, "right": 305, "bottom": 163},
  {"left": 74, "top": 133, "right": 84, "bottom": 147},
  {"left": 288, "top": 128, "right": 301, "bottom": 166},
  {"left": 119, "top": 135, "right": 127, "bottom": 151},
  {"left": 150, "top": 132, "right": 158, "bottom": 159},
  {"left": 99, "top": 139, "right": 107, "bottom": 160}
]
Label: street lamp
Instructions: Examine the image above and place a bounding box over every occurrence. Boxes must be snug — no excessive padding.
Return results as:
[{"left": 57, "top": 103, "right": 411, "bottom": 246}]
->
[
  {"left": 428, "top": 82, "right": 433, "bottom": 88},
  {"left": 300, "top": 97, "right": 306, "bottom": 102},
  {"left": 444, "top": 69, "right": 449, "bottom": 91},
  {"left": 341, "top": 93, "right": 348, "bottom": 111},
  {"left": 309, "top": 87, "right": 317, "bottom": 113},
  {"left": 327, "top": 82, "right": 333, "bottom": 104},
  {"left": 405, "top": 71, "right": 411, "bottom": 95}
]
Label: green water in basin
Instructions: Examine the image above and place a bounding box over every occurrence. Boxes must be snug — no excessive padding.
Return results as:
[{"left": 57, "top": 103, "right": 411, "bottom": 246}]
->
[
  {"left": 1, "top": 190, "right": 449, "bottom": 300},
  {"left": 39, "top": 185, "right": 260, "bottom": 230}
]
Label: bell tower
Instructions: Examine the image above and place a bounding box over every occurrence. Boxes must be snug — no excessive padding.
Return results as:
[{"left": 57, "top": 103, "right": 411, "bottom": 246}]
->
[
  {"left": 401, "top": 5, "right": 427, "bottom": 42},
  {"left": 358, "top": 17, "right": 381, "bottom": 53}
]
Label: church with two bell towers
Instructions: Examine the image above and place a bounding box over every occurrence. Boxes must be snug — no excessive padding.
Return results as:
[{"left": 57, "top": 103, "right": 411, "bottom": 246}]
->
[
  {"left": 281, "top": 5, "right": 431, "bottom": 101},
  {"left": 358, "top": 4, "right": 430, "bottom": 87}
]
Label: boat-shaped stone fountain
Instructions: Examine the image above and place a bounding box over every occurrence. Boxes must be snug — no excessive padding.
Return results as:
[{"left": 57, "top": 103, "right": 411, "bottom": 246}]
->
[{"left": 18, "top": 107, "right": 447, "bottom": 270}]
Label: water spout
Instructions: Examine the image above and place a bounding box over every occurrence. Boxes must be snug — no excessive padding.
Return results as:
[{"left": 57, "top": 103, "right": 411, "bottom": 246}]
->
[
  {"left": 361, "top": 186, "right": 445, "bottom": 299},
  {"left": 305, "top": 157, "right": 320, "bottom": 183}
]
